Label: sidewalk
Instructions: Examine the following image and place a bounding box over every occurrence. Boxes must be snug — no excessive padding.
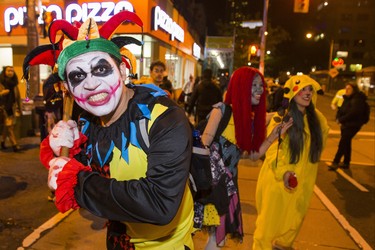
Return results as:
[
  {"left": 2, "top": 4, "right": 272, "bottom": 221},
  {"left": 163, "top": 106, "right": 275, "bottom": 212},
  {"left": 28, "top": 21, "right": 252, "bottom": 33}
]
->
[{"left": 24, "top": 158, "right": 362, "bottom": 250}]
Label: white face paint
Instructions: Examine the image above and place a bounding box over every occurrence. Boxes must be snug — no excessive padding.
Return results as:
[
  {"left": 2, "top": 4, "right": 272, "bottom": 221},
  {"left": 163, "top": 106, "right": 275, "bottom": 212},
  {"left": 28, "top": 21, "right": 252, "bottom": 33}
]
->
[
  {"left": 251, "top": 74, "right": 264, "bottom": 105},
  {"left": 65, "top": 51, "right": 124, "bottom": 117}
]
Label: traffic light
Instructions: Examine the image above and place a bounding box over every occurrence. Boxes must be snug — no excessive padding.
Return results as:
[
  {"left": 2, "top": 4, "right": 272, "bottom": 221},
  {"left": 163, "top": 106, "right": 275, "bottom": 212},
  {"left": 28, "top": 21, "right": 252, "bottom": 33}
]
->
[
  {"left": 250, "top": 45, "right": 257, "bottom": 55},
  {"left": 248, "top": 44, "right": 259, "bottom": 61},
  {"left": 294, "top": 0, "right": 309, "bottom": 13},
  {"left": 332, "top": 57, "right": 344, "bottom": 67}
]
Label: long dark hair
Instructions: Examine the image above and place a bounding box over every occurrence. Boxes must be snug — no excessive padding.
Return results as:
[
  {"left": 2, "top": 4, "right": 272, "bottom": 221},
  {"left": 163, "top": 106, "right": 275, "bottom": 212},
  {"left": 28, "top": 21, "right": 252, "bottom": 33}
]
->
[
  {"left": 0, "top": 66, "right": 19, "bottom": 86},
  {"left": 287, "top": 99, "right": 323, "bottom": 164},
  {"left": 0, "top": 66, "right": 19, "bottom": 115}
]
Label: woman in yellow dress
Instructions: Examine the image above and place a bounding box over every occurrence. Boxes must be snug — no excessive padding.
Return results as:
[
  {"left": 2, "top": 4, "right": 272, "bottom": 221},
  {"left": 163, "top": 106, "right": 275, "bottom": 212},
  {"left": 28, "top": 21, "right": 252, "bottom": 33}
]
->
[{"left": 253, "top": 75, "right": 330, "bottom": 250}]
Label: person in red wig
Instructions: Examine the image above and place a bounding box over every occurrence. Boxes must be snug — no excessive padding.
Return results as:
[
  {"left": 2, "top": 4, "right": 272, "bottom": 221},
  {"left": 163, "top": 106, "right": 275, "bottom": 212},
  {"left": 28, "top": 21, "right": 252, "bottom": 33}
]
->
[{"left": 194, "top": 67, "right": 292, "bottom": 249}]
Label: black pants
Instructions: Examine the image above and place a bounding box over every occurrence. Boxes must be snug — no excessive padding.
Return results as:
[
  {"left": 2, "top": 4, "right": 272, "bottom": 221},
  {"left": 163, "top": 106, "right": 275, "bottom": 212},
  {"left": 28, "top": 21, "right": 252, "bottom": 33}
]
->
[
  {"left": 333, "top": 125, "right": 361, "bottom": 165},
  {"left": 106, "top": 220, "right": 191, "bottom": 250}
]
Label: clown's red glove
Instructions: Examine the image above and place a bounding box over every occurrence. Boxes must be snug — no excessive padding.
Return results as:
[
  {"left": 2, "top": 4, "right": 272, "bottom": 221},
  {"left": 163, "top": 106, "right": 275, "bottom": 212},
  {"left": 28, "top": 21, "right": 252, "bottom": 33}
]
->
[
  {"left": 54, "top": 158, "right": 91, "bottom": 213},
  {"left": 48, "top": 157, "right": 70, "bottom": 190}
]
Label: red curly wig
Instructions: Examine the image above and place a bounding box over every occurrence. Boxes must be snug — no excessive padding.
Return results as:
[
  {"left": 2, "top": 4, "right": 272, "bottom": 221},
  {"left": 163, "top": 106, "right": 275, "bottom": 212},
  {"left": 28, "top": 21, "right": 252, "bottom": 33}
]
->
[{"left": 224, "top": 67, "right": 267, "bottom": 152}]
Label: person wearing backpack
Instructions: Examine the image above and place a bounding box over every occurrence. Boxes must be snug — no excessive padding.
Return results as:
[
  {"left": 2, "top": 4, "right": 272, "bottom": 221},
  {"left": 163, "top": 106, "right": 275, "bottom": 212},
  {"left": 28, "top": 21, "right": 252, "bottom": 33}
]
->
[
  {"left": 329, "top": 83, "right": 369, "bottom": 170},
  {"left": 194, "top": 67, "right": 292, "bottom": 249},
  {"left": 27, "top": 12, "right": 194, "bottom": 250}
]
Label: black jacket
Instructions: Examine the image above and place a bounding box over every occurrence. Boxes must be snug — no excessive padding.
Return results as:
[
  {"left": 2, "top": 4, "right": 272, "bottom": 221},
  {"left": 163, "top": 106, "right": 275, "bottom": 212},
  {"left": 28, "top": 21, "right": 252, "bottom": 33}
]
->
[
  {"left": 187, "top": 79, "right": 222, "bottom": 117},
  {"left": 338, "top": 91, "right": 368, "bottom": 128}
]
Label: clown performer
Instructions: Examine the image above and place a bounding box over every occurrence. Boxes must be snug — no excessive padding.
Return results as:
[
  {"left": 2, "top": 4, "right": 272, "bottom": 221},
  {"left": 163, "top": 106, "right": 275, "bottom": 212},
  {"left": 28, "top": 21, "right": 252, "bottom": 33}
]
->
[
  {"left": 23, "top": 12, "right": 194, "bottom": 249},
  {"left": 195, "top": 67, "right": 293, "bottom": 249},
  {"left": 253, "top": 75, "right": 329, "bottom": 250}
]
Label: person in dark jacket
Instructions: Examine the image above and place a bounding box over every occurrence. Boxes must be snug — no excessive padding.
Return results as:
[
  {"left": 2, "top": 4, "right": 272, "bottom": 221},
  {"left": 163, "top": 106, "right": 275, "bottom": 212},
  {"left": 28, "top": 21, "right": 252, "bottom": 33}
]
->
[
  {"left": 187, "top": 69, "right": 222, "bottom": 123},
  {"left": 329, "top": 83, "right": 368, "bottom": 170},
  {"left": 0, "top": 66, "right": 22, "bottom": 152}
]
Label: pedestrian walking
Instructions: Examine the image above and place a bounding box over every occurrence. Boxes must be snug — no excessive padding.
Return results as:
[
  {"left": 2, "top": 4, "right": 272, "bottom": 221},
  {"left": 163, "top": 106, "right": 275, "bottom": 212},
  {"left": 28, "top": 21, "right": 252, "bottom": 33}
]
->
[
  {"left": 253, "top": 75, "right": 329, "bottom": 250},
  {"left": 25, "top": 11, "right": 194, "bottom": 250},
  {"left": 187, "top": 69, "right": 222, "bottom": 124},
  {"left": 180, "top": 74, "right": 194, "bottom": 111},
  {"left": 329, "top": 83, "right": 369, "bottom": 170},
  {"left": 0, "top": 66, "right": 22, "bottom": 152}
]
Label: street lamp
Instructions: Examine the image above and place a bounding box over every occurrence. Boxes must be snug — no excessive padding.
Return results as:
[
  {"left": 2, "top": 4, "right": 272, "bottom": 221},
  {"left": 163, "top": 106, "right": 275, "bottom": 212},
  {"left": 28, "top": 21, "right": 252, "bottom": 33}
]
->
[{"left": 305, "top": 33, "right": 312, "bottom": 39}]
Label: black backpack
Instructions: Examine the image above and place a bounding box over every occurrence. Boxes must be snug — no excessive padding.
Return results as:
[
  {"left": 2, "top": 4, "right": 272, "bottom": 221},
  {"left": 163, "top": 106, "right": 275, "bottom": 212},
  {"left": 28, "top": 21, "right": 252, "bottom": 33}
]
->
[
  {"left": 363, "top": 101, "right": 370, "bottom": 124},
  {"left": 137, "top": 103, "right": 238, "bottom": 192}
]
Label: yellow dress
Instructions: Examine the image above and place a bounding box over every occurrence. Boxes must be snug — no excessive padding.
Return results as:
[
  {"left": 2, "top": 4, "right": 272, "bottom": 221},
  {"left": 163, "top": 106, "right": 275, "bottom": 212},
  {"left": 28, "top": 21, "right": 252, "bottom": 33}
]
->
[{"left": 253, "top": 110, "right": 329, "bottom": 249}]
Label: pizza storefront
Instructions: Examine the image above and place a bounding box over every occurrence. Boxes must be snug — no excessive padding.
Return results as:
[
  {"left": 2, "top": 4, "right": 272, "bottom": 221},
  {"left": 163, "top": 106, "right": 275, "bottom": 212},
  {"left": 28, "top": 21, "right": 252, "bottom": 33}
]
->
[{"left": 0, "top": 0, "right": 203, "bottom": 100}]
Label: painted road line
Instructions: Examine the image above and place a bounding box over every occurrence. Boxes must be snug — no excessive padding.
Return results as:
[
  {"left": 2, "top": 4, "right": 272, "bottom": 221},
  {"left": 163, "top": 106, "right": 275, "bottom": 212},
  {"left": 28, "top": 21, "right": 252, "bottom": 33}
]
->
[
  {"left": 314, "top": 185, "right": 372, "bottom": 250},
  {"left": 336, "top": 168, "right": 370, "bottom": 192},
  {"left": 329, "top": 129, "right": 375, "bottom": 137},
  {"left": 321, "top": 159, "right": 374, "bottom": 167},
  {"left": 19, "top": 209, "right": 74, "bottom": 249},
  {"left": 325, "top": 161, "right": 370, "bottom": 192}
]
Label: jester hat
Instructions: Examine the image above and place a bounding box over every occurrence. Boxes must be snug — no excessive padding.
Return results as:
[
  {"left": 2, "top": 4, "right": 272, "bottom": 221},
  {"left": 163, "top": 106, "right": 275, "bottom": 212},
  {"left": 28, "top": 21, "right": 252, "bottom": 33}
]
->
[
  {"left": 224, "top": 66, "right": 267, "bottom": 153},
  {"left": 23, "top": 11, "right": 143, "bottom": 83},
  {"left": 281, "top": 75, "right": 324, "bottom": 109}
]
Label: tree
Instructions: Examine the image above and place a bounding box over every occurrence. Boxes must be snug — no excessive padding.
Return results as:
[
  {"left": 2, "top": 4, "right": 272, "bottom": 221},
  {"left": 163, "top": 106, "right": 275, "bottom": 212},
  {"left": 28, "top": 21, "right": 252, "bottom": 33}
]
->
[{"left": 214, "top": 19, "right": 290, "bottom": 77}]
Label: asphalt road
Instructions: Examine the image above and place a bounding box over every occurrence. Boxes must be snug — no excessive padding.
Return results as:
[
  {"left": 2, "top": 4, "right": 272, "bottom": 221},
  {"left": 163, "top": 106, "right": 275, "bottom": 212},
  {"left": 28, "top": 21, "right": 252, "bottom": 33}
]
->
[
  {"left": 0, "top": 139, "right": 58, "bottom": 250},
  {"left": 315, "top": 93, "right": 375, "bottom": 249}
]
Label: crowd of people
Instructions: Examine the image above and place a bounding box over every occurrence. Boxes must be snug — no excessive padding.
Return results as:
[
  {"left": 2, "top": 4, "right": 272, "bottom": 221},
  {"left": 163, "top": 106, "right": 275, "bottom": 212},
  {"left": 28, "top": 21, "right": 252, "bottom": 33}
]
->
[{"left": 1, "top": 9, "right": 367, "bottom": 250}]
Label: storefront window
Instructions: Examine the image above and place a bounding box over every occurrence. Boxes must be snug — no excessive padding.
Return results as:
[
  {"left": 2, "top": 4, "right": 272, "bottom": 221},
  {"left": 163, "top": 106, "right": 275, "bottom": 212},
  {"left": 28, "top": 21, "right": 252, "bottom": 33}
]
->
[
  {"left": 184, "top": 59, "right": 195, "bottom": 85},
  {"left": 0, "top": 47, "right": 13, "bottom": 70},
  {"left": 165, "top": 52, "right": 182, "bottom": 89}
]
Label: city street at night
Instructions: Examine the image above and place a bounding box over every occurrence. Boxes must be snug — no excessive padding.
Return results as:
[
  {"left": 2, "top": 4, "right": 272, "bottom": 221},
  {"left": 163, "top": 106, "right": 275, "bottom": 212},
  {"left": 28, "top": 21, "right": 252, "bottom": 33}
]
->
[
  {"left": 0, "top": 93, "right": 374, "bottom": 250},
  {"left": 0, "top": 0, "right": 374, "bottom": 249}
]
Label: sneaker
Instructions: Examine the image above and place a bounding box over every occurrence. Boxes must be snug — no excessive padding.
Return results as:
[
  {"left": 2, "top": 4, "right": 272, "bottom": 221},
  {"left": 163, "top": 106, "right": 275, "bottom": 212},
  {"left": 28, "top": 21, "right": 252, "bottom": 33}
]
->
[{"left": 328, "top": 162, "right": 339, "bottom": 171}]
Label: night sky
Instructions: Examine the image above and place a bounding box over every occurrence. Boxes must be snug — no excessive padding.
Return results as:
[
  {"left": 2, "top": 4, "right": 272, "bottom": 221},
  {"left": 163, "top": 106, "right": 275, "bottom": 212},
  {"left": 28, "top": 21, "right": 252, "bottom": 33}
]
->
[
  {"left": 203, "top": 0, "right": 317, "bottom": 35},
  {"left": 203, "top": 0, "right": 329, "bottom": 75}
]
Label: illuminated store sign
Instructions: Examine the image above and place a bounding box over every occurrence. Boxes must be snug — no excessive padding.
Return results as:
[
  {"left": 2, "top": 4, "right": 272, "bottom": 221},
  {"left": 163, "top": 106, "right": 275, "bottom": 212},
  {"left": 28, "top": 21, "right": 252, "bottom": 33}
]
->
[
  {"left": 152, "top": 6, "right": 184, "bottom": 42},
  {"left": 193, "top": 43, "right": 201, "bottom": 58},
  {"left": 4, "top": 1, "right": 134, "bottom": 32}
]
